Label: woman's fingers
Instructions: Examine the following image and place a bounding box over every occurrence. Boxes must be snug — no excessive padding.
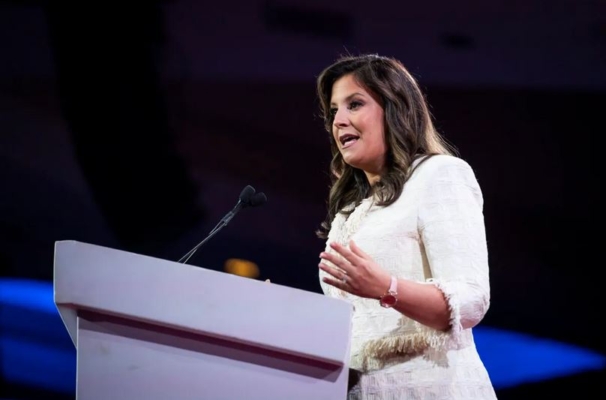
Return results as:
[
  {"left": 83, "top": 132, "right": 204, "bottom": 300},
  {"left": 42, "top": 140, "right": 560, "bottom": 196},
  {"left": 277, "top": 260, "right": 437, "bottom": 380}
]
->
[
  {"left": 319, "top": 251, "right": 352, "bottom": 274},
  {"left": 349, "top": 240, "right": 369, "bottom": 259},
  {"left": 328, "top": 242, "right": 360, "bottom": 267}
]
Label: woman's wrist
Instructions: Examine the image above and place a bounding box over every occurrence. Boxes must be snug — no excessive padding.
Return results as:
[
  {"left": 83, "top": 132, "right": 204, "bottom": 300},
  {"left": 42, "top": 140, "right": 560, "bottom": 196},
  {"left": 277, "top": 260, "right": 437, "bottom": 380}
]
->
[{"left": 378, "top": 276, "right": 399, "bottom": 308}]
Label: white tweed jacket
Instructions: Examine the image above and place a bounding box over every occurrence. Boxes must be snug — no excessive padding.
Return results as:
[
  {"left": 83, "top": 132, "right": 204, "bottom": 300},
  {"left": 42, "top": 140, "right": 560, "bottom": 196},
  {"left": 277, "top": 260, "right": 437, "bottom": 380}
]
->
[{"left": 319, "top": 155, "right": 496, "bottom": 399}]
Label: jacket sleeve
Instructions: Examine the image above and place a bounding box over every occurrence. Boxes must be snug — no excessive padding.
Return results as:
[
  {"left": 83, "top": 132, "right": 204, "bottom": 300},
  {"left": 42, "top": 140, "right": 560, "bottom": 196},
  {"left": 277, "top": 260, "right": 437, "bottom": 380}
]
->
[{"left": 417, "top": 157, "right": 491, "bottom": 334}]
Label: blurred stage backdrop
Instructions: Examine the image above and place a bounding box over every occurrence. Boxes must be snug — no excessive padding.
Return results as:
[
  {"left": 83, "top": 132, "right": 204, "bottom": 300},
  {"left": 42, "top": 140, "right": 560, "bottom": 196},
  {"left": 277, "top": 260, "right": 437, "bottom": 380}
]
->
[{"left": 0, "top": 1, "right": 604, "bottom": 399}]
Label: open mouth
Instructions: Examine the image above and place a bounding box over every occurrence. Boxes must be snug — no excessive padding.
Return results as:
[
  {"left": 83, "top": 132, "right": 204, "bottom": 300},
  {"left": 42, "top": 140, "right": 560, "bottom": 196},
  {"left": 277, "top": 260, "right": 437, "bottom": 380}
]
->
[{"left": 339, "top": 134, "right": 360, "bottom": 148}]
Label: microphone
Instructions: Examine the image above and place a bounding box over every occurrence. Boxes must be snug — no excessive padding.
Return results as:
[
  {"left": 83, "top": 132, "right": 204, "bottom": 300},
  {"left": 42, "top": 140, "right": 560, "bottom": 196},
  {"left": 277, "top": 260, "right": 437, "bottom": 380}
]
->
[{"left": 178, "top": 185, "right": 268, "bottom": 264}]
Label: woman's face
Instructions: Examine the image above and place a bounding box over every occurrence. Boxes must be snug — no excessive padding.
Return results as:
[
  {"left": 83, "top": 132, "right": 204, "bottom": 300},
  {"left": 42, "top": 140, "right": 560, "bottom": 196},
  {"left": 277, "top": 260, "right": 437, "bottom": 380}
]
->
[{"left": 330, "top": 74, "right": 386, "bottom": 184}]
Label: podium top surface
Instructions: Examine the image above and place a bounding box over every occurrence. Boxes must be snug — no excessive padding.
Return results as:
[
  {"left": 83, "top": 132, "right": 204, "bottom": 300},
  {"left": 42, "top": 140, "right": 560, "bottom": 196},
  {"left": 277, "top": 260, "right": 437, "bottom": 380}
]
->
[{"left": 53, "top": 240, "right": 353, "bottom": 366}]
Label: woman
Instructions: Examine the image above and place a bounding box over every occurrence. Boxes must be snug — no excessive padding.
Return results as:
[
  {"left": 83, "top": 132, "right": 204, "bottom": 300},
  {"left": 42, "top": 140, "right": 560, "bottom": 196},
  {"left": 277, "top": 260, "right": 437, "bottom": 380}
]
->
[{"left": 317, "top": 54, "right": 498, "bottom": 399}]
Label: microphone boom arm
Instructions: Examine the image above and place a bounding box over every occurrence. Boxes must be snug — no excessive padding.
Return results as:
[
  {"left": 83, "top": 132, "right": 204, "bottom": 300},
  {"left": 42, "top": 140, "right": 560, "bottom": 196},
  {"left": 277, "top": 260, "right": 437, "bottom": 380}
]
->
[
  {"left": 177, "top": 200, "right": 245, "bottom": 264},
  {"left": 176, "top": 184, "right": 266, "bottom": 265}
]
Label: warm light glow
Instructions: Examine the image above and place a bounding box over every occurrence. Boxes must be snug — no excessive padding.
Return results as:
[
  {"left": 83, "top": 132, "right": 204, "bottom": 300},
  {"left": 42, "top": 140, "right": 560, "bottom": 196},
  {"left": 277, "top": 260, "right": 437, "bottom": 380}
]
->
[{"left": 224, "top": 258, "right": 260, "bottom": 278}]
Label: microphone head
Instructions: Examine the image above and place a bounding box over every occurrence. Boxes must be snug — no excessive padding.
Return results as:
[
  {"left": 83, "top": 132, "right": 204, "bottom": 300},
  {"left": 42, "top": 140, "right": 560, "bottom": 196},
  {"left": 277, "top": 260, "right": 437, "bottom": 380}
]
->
[
  {"left": 249, "top": 192, "right": 267, "bottom": 207},
  {"left": 239, "top": 185, "right": 256, "bottom": 203}
]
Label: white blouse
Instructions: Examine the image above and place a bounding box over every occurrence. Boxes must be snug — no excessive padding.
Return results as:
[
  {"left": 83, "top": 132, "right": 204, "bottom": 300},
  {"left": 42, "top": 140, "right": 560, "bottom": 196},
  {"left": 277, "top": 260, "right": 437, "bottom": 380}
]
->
[{"left": 319, "top": 155, "right": 498, "bottom": 400}]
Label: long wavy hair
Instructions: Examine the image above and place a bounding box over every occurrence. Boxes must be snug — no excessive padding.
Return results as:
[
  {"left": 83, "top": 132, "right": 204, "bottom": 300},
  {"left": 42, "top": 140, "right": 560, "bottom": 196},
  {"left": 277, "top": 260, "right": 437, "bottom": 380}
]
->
[{"left": 316, "top": 54, "right": 456, "bottom": 239}]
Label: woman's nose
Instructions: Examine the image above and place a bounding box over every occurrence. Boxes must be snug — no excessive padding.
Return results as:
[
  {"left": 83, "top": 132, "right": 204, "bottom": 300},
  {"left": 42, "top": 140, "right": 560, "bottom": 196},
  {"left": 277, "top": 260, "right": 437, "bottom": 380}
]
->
[{"left": 333, "top": 108, "right": 349, "bottom": 128}]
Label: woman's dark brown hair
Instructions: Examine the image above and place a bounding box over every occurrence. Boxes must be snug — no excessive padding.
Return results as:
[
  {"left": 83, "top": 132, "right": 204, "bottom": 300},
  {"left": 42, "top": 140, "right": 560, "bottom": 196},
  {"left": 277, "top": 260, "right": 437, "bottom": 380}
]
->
[{"left": 316, "top": 54, "right": 456, "bottom": 239}]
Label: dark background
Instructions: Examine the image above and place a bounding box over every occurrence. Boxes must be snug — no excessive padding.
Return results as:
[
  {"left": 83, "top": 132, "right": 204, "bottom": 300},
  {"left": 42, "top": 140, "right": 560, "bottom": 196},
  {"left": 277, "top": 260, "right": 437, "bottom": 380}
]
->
[{"left": 0, "top": 0, "right": 603, "bottom": 398}]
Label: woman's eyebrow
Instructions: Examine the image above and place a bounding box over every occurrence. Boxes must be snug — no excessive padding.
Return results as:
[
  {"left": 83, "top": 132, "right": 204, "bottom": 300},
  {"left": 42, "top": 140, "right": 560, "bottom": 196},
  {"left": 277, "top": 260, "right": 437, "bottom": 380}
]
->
[{"left": 330, "top": 92, "right": 365, "bottom": 107}]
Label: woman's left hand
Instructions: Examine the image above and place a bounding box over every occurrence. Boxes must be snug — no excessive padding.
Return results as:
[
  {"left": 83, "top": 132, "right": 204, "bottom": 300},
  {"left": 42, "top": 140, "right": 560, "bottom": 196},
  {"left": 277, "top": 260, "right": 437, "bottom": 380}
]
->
[{"left": 319, "top": 240, "right": 392, "bottom": 299}]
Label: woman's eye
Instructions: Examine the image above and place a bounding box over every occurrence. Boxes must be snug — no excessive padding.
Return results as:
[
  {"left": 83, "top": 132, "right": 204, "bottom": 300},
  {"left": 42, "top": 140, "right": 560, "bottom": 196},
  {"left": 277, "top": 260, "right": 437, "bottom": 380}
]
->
[
  {"left": 349, "top": 101, "right": 362, "bottom": 110},
  {"left": 329, "top": 108, "right": 337, "bottom": 117}
]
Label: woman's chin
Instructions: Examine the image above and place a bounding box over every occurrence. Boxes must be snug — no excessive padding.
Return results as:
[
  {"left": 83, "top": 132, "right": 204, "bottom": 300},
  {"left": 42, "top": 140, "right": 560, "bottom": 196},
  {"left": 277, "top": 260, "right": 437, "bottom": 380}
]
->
[{"left": 342, "top": 154, "right": 361, "bottom": 168}]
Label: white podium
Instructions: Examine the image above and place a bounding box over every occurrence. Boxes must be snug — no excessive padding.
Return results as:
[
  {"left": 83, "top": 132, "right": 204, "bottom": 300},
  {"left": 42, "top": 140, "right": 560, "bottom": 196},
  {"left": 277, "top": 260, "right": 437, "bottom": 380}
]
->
[{"left": 53, "top": 240, "right": 353, "bottom": 400}]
